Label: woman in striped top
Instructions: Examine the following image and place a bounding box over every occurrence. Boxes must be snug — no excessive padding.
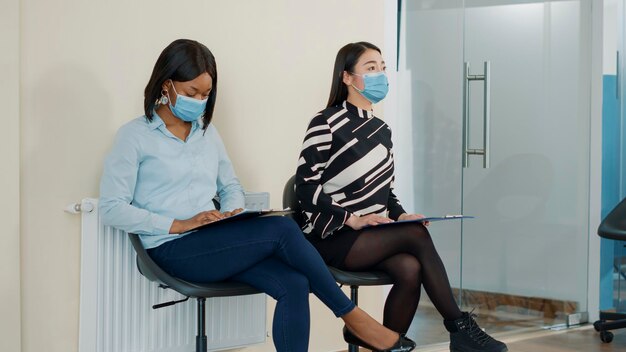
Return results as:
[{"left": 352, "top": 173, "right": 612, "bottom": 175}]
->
[{"left": 295, "top": 42, "right": 507, "bottom": 352}]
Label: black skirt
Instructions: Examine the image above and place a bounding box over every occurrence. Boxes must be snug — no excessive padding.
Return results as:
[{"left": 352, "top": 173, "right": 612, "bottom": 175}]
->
[{"left": 307, "top": 227, "right": 363, "bottom": 269}]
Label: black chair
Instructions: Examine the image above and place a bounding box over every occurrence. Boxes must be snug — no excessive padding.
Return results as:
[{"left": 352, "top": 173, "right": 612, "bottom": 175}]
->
[
  {"left": 128, "top": 233, "right": 261, "bottom": 352},
  {"left": 282, "top": 175, "right": 393, "bottom": 352},
  {"left": 594, "top": 197, "right": 626, "bottom": 343}
]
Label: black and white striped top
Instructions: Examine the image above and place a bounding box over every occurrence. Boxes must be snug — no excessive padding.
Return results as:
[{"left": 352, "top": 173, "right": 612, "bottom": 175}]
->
[{"left": 295, "top": 101, "right": 406, "bottom": 239}]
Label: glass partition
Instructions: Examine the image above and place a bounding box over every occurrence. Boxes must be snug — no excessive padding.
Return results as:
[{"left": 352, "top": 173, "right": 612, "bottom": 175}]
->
[{"left": 399, "top": 0, "right": 591, "bottom": 345}]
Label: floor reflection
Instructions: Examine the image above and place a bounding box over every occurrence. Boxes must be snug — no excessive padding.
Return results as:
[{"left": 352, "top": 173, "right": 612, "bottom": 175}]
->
[{"left": 406, "top": 291, "right": 564, "bottom": 347}]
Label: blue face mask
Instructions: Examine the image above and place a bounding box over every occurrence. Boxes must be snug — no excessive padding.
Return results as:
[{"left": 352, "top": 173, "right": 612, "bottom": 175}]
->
[
  {"left": 168, "top": 80, "right": 208, "bottom": 122},
  {"left": 351, "top": 71, "right": 389, "bottom": 104}
]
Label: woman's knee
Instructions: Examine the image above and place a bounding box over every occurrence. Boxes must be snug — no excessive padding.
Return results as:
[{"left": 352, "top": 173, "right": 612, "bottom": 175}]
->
[
  {"left": 388, "top": 255, "right": 421, "bottom": 289},
  {"left": 411, "top": 223, "right": 432, "bottom": 237},
  {"left": 261, "top": 216, "right": 301, "bottom": 234},
  {"left": 254, "top": 216, "right": 303, "bottom": 243},
  {"left": 279, "top": 270, "right": 310, "bottom": 300},
  {"left": 395, "top": 223, "right": 433, "bottom": 246},
  {"left": 269, "top": 216, "right": 306, "bottom": 244}
]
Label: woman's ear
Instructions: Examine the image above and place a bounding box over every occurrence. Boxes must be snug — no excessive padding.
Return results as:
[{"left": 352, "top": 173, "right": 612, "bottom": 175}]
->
[
  {"left": 342, "top": 71, "right": 352, "bottom": 86},
  {"left": 161, "top": 80, "right": 171, "bottom": 93}
]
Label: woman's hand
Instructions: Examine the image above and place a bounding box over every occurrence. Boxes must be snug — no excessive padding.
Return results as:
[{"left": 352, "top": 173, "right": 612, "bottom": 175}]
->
[
  {"left": 222, "top": 208, "right": 244, "bottom": 218},
  {"left": 345, "top": 214, "right": 393, "bottom": 230},
  {"left": 398, "top": 213, "right": 429, "bottom": 226},
  {"left": 170, "top": 210, "right": 225, "bottom": 234}
]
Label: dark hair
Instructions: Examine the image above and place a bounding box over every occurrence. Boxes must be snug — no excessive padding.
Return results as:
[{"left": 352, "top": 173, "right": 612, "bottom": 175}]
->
[
  {"left": 144, "top": 39, "right": 218, "bottom": 129},
  {"left": 326, "top": 41, "right": 381, "bottom": 108}
]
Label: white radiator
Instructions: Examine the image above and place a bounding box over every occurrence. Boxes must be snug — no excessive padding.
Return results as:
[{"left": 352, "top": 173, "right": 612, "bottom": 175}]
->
[{"left": 77, "top": 194, "right": 268, "bottom": 352}]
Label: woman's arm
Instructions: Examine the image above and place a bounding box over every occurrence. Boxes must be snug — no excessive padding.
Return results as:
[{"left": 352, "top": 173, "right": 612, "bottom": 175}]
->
[
  {"left": 386, "top": 172, "right": 427, "bottom": 224},
  {"left": 170, "top": 209, "right": 227, "bottom": 233},
  {"left": 295, "top": 114, "right": 352, "bottom": 238},
  {"left": 210, "top": 126, "right": 245, "bottom": 211},
  {"left": 386, "top": 180, "right": 407, "bottom": 221},
  {"left": 99, "top": 126, "right": 175, "bottom": 235}
]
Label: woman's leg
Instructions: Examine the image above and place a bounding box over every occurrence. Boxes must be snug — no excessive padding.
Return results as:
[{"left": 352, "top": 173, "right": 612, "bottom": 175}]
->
[
  {"left": 343, "top": 223, "right": 507, "bottom": 352},
  {"left": 233, "top": 260, "right": 414, "bottom": 351},
  {"left": 149, "top": 216, "right": 408, "bottom": 350},
  {"left": 248, "top": 217, "right": 409, "bottom": 349},
  {"left": 231, "top": 257, "right": 310, "bottom": 351},
  {"left": 372, "top": 254, "right": 423, "bottom": 333},
  {"left": 343, "top": 223, "right": 462, "bottom": 322}
]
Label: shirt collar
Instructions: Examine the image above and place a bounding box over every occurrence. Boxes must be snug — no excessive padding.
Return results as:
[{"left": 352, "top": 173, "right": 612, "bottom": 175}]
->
[
  {"left": 148, "top": 111, "right": 201, "bottom": 133},
  {"left": 343, "top": 101, "right": 373, "bottom": 119},
  {"left": 147, "top": 112, "right": 165, "bottom": 130}
]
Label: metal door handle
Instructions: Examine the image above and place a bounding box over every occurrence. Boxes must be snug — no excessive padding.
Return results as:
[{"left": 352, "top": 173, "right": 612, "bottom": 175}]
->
[
  {"left": 483, "top": 61, "right": 491, "bottom": 168},
  {"left": 462, "top": 61, "right": 491, "bottom": 168}
]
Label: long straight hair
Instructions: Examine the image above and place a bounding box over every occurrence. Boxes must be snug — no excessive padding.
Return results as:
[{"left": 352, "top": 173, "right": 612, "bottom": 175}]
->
[
  {"left": 326, "top": 42, "right": 381, "bottom": 108},
  {"left": 144, "top": 39, "right": 218, "bottom": 129}
]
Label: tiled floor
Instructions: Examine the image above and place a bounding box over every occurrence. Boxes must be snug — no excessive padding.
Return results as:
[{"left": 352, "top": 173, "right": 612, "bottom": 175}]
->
[
  {"left": 401, "top": 294, "right": 626, "bottom": 351},
  {"left": 346, "top": 325, "right": 626, "bottom": 352},
  {"left": 408, "top": 325, "right": 626, "bottom": 352},
  {"left": 405, "top": 300, "right": 561, "bottom": 347},
  {"left": 379, "top": 270, "right": 626, "bottom": 352},
  {"left": 503, "top": 326, "right": 626, "bottom": 352}
]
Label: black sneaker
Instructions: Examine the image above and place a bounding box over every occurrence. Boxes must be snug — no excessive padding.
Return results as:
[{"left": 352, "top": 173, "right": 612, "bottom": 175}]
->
[{"left": 444, "top": 312, "right": 508, "bottom": 352}]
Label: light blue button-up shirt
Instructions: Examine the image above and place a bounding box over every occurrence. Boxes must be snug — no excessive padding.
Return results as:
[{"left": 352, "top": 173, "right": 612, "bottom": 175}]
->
[{"left": 99, "top": 113, "right": 245, "bottom": 249}]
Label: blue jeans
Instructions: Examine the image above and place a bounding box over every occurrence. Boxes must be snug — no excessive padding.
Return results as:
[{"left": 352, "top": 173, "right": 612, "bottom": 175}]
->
[{"left": 148, "top": 216, "right": 355, "bottom": 352}]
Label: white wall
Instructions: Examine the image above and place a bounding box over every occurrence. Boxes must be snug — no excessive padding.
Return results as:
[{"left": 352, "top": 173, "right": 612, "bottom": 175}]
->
[
  {"left": 19, "top": 1, "right": 386, "bottom": 351},
  {"left": 0, "top": 0, "right": 21, "bottom": 351}
]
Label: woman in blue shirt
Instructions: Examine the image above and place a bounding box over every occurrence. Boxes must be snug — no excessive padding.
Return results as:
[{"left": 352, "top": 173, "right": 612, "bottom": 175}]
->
[{"left": 99, "top": 39, "right": 415, "bottom": 352}]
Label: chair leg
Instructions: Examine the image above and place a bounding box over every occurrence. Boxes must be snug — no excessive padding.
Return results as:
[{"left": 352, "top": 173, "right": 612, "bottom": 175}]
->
[
  {"left": 350, "top": 285, "right": 359, "bottom": 305},
  {"left": 349, "top": 286, "right": 359, "bottom": 352},
  {"left": 196, "top": 298, "right": 207, "bottom": 352}
]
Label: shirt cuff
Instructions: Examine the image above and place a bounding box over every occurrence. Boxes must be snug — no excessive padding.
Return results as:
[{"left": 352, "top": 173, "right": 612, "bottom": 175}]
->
[
  {"left": 151, "top": 214, "right": 174, "bottom": 235},
  {"left": 340, "top": 211, "right": 353, "bottom": 225},
  {"left": 331, "top": 211, "right": 352, "bottom": 233},
  {"left": 388, "top": 208, "right": 406, "bottom": 221}
]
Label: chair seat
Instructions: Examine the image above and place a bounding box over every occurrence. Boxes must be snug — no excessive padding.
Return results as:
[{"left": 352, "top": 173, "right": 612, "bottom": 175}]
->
[
  {"left": 599, "top": 222, "right": 626, "bottom": 241},
  {"left": 129, "top": 233, "right": 260, "bottom": 298},
  {"left": 599, "top": 197, "right": 626, "bottom": 240},
  {"left": 159, "top": 280, "right": 259, "bottom": 298},
  {"left": 328, "top": 266, "right": 393, "bottom": 286},
  {"left": 140, "top": 261, "right": 260, "bottom": 298}
]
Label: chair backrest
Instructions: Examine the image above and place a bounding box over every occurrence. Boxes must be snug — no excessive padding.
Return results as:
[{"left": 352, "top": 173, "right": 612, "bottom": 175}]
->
[
  {"left": 282, "top": 175, "right": 305, "bottom": 227},
  {"left": 599, "top": 197, "right": 626, "bottom": 241}
]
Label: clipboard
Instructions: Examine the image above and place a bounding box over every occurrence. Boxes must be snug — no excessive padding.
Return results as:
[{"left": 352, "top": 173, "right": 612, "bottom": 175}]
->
[
  {"left": 366, "top": 215, "right": 474, "bottom": 228},
  {"left": 192, "top": 208, "right": 294, "bottom": 230}
]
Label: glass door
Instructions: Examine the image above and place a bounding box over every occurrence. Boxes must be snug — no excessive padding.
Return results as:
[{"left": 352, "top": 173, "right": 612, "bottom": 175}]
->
[
  {"left": 400, "top": 0, "right": 591, "bottom": 345},
  {"left": 461, "top": 0, "right": 591, "bottom": 329}
]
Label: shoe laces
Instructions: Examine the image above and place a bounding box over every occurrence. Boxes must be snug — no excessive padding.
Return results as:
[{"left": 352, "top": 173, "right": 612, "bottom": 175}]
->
[{"left": 460, "top": 310, "right": 494, "bottom": 346}]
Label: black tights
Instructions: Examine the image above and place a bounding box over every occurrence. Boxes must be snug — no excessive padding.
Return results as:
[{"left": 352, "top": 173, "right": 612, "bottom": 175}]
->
[{"left": 343, "top": 223, "right": 462, "bottom": 333}]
